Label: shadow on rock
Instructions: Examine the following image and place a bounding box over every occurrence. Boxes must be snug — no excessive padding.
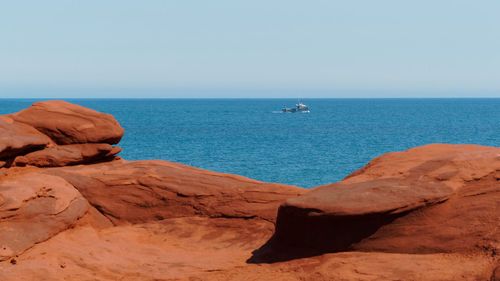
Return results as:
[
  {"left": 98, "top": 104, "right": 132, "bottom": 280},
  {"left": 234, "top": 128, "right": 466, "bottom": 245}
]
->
[{"left": 247, "top": 206, "right": 404, "bottom": 263}]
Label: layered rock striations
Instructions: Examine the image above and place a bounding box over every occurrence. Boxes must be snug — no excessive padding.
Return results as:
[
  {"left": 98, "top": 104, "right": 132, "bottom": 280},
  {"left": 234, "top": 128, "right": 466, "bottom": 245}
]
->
[{"left": 0, "top": 100, "right": 498, "bottom": 281}]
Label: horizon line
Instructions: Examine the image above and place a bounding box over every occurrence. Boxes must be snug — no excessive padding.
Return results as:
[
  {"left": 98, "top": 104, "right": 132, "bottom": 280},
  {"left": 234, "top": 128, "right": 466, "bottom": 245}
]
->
[{"left": 2, "top": 97, "right": 500, "bottom": 99}]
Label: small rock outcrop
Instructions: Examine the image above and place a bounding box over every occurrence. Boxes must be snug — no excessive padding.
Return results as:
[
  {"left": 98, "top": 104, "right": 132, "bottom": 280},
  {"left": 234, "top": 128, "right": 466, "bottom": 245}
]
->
[
  {"left": 9, "top": 100, "right": 124, "bottom": 145},
  {"left": 0, "top": 100, "right": 123, "bottom": 168}
]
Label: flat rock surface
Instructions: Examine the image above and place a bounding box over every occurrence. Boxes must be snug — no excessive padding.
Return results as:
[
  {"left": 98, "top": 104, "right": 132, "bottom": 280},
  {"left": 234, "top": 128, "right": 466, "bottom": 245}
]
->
[{"left": 0, "top": 217, "right": 273, "bottom": 280}]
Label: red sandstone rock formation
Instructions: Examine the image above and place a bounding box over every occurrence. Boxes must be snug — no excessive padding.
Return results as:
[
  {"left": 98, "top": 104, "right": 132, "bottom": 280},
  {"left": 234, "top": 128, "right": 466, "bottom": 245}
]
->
[
  {"left": 0, "top": 101, "right": 498, "bottom": 281},
  {"left": 9, "top": 100, "right": 124, "bottom": 145},
  {"left": 46, "top": 160, "right": 304, "bottom": 224},
  {"left": 260, "top": 144, "right": 500, "bottom": 259},
  {"left": 0, "top": 100, "right": 123, "bottom": 168}
]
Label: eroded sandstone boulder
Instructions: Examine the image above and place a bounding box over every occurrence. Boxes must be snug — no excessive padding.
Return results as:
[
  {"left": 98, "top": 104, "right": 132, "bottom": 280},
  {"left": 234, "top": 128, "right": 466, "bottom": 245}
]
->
[
  {"left": 0, "top": 173, "right": 88, "bottom": 261},
  {"left": 253, "top": 144, "right": 500, "bottom": 261},
  {"left": 284, "top": 178, "right": 453, "bottom": 217},
  {"left": 0, "top": 116, "right": 52, "bottom": 160},
  {"left": 9, "top": 100, "right": 124, "bottom": 145},
  {"left": 47, "top": 160, "right": 305, "bottom": 224},
  {"left": 0, "top": 100, "right": 123, "bottom": 168}
]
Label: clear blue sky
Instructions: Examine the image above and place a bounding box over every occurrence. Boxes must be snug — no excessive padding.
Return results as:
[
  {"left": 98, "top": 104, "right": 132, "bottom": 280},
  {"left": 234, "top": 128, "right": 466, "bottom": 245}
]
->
[{"left": 1, "top": 0, "right": 499, "bottom": 98}]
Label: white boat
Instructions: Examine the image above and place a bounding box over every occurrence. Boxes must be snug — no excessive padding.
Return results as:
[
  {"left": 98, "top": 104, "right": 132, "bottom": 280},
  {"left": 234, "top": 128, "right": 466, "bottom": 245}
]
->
[{"left": 282, "top": 99, "right": 310, "bottom": 113}]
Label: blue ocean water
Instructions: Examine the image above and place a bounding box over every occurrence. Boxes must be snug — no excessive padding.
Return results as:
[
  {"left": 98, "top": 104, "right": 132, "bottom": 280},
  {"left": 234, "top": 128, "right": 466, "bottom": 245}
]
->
[{"left": 1, "top": 98, "right": 499, "bottom": 188}]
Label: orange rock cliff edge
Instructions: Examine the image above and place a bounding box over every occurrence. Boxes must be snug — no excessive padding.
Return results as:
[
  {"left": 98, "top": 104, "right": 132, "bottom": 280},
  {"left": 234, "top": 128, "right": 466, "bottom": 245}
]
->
[{"left": 0, "top": 100, "right": 498, "bottom": 281}]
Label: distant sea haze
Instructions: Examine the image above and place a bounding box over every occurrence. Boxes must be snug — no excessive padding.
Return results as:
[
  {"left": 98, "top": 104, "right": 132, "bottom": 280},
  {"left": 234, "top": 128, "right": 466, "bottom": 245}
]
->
[{"left": 1, "top": 98, "right": 499, "bottom": 188}]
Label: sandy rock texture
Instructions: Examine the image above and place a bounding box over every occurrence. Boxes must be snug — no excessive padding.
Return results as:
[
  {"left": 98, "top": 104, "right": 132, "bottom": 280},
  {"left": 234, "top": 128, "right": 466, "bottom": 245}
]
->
[
  {"left": 0, "top": 101, "right": 498, "bottom": 281},
  {"left": 0, "top": 172, "right": 88, "bottom": 261}
]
